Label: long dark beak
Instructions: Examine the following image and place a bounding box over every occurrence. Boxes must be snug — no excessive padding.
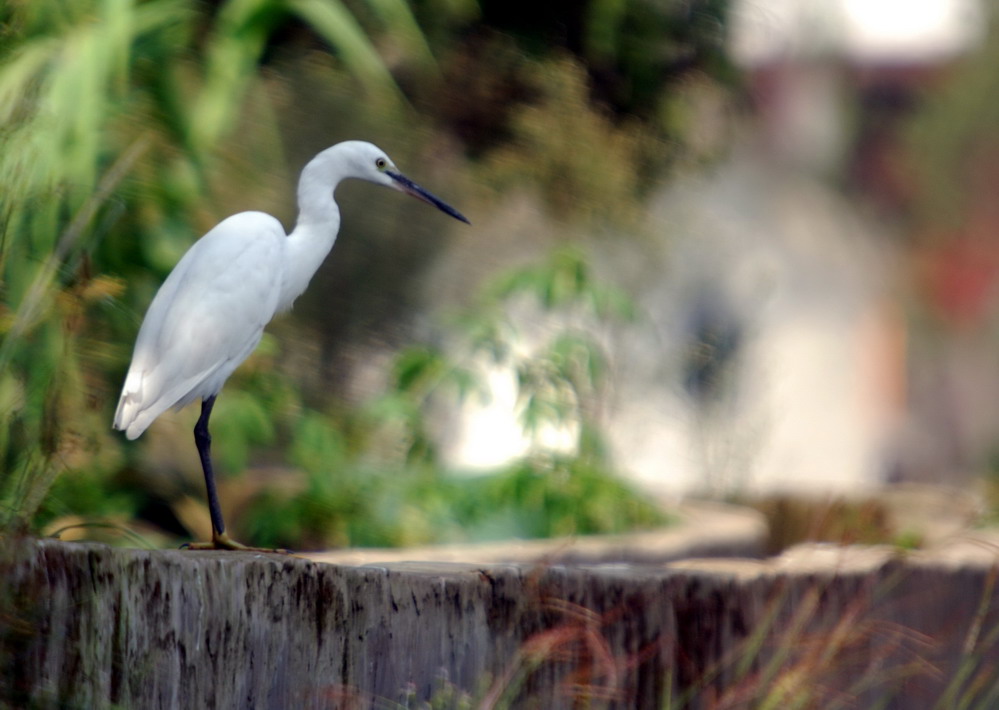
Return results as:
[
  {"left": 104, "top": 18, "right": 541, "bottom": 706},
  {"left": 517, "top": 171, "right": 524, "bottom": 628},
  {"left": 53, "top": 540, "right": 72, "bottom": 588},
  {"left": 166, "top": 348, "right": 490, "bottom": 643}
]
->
[{"left": 386, "top": 171, "right": 470, "bottom": 225}]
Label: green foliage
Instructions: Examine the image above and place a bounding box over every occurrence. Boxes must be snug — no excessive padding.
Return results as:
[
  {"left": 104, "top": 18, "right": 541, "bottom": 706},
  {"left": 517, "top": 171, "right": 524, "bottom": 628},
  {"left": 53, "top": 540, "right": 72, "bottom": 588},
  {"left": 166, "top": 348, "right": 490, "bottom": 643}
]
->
[
  {"left": 1, "top": 0, "right": 173, "bottom": 533},
  {"left": 36, "top": 467, "right": 140, "bottom": 532},
  {"left": 212, "top": 390, "right": 278, "bottom": 473},
  {"left": 472, "top": 247, "right": 633, "bottom": 441},
  {"left": 479, "top": 55, "right": 660, "bottom": 224},
  {"left": 234, "top": 247, "right": 666, "bottom": 550},
  {"left": 486, "top": 247, "right": 634, "bottom": 319},
  {"left": 286, "top": 0, "right": 408, "bottom": 100},
  {"left": 478, "top": 454, "right": 665, "bottom": 539},
  {"left": 289, "top": 410, "right": 349, "bottom": 475},
  {"left": 241, "top": 455, "right": 667, "bottom": 551}
]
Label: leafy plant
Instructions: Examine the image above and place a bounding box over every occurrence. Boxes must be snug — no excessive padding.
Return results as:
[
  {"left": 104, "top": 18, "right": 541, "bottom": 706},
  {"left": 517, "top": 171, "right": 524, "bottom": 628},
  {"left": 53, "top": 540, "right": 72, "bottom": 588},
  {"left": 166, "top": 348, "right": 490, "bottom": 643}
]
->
[
  {"left": 478, "top": 55, "right": 659, "bottom": 225},
  {"left": 232, "top": 247, "right": 665, "bottom": 550}
]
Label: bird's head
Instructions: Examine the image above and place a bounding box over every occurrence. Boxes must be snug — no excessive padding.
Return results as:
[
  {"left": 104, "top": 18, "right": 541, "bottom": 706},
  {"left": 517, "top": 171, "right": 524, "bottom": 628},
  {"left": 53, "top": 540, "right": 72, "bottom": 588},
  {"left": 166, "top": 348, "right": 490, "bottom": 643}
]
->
[{"left": 338, "top": 141, "right": 470, "bottom": 224}]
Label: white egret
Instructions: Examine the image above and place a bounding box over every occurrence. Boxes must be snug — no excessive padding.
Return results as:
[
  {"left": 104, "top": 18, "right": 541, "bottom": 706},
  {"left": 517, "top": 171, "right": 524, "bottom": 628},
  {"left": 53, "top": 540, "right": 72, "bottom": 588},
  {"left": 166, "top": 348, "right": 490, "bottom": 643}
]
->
[{"left": 113, "top": 140, "right": 469, "bottom": 550}]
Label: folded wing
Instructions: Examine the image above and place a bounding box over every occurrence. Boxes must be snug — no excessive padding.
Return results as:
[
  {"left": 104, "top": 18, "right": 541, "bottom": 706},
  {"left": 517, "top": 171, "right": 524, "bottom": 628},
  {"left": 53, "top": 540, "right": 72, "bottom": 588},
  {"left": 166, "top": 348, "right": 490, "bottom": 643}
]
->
[{"left": 114, "top": 212, "right": 286, "bottom": 439}]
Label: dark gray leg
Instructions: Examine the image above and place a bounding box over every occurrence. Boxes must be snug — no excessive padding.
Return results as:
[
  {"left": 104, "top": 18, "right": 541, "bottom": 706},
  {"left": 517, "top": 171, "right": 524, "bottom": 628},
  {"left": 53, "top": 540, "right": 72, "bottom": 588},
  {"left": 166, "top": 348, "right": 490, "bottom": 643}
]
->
[
  {"left": 186, "top": 395, "right": 285, "bottom": 552},
  {"left": 194, "top": 394, "right": 226, "bottom": 536}
]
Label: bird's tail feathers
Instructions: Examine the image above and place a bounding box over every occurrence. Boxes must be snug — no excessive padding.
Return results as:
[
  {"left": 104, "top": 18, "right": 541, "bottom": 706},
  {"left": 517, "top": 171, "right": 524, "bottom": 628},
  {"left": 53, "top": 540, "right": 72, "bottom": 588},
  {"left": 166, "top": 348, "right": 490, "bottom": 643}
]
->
[
  {"left": 113, "top": 366, "right": 217, "bottom": 440},
  {"left": 114, "top": 390, "right": 153, "bottom": 440}
]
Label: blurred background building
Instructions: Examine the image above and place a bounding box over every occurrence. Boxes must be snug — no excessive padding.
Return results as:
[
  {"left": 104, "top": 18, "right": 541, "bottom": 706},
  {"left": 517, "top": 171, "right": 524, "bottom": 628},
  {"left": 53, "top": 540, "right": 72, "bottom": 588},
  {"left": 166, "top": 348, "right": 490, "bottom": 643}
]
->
[{"left": 440, "top": 0, "right": 994, "bottom": 498}]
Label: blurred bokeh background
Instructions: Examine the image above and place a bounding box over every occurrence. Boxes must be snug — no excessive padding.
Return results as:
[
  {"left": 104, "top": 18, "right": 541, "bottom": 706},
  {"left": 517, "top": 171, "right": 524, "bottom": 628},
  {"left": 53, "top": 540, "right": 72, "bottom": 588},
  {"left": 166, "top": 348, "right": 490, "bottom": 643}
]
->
[{"left": 3, "top": 0, "right": 999, "bottom": 550}]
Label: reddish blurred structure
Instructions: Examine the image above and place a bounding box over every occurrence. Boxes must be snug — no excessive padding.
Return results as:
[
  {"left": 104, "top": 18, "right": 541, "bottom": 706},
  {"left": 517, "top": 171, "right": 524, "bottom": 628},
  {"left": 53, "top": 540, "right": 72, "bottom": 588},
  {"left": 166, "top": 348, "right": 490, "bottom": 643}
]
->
[{"left": 688, "top": 0, "right": 993, "bottom": 492}]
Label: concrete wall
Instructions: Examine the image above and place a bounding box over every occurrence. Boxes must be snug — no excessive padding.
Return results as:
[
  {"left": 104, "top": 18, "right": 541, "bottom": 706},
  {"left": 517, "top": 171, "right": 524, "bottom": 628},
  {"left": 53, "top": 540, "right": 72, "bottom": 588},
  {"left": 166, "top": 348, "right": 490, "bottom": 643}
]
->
[{"left": 3, "top": 533, "right": 999, "bottom": 708}]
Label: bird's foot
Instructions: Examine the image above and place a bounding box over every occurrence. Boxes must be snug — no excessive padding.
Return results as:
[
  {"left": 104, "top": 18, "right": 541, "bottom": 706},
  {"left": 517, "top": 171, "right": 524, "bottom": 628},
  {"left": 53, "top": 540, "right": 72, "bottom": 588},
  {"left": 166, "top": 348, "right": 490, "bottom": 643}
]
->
[{"left": 181, "top": 531, "right": 290, "bottom": 554}]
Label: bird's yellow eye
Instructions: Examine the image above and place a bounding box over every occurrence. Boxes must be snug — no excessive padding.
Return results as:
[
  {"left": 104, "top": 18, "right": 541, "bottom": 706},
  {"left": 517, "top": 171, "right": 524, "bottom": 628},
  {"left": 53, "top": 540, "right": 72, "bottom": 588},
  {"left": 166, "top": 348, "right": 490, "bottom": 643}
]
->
[{"left": 375, "top": 157, "right": 387, "bottom": 171}]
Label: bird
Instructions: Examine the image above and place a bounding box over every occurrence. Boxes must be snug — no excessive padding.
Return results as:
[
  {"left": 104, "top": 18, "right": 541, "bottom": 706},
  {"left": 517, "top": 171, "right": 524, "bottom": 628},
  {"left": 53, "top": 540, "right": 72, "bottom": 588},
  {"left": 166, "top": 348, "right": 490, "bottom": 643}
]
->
[{"left": 113, "top": 140, "right": 469, "bottom": 550}]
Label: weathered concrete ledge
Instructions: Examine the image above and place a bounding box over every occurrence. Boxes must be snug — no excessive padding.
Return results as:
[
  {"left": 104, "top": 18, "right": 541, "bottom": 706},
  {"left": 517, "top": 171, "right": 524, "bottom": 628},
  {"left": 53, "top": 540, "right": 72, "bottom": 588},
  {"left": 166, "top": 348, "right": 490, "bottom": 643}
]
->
[
  {"left": 309, "top": 500, "right": 769, "bottom": 566},
  {"left": 4, "top": 530, "right": 999, "bottom": 709}
]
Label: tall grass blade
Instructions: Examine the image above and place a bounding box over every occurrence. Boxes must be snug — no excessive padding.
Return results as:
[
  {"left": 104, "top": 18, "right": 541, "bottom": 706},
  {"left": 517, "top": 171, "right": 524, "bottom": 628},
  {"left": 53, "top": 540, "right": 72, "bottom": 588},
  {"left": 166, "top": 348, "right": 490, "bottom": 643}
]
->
[{"left": 288, "top": 0, "right": 404, "bottom": 101}]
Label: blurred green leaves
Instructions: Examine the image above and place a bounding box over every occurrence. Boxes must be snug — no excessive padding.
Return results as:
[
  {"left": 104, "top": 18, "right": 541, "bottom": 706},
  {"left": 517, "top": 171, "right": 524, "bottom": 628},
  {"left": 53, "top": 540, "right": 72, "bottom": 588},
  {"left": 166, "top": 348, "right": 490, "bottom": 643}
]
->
[
  {"left": 231, "top": 246, "right": 665, "bottom": 550},
  {"left": 480, "top": 56, "right": 657, "bottom": 224},
  {"left": 286, "top": 0, "right": 404, "bottom": 101},
  {"left": 471, "top": 248, "right": 632, "bottom": 443},
  {"left": 486, "top": 247, "right": 634, "bottom": 318}
]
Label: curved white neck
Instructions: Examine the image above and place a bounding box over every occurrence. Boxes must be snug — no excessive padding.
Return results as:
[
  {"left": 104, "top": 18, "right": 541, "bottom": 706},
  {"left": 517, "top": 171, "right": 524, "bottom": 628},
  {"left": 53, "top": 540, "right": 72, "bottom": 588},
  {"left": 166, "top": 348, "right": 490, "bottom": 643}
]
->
[{"left": 277, "top": 147, "right": 351, "bottom": 311}]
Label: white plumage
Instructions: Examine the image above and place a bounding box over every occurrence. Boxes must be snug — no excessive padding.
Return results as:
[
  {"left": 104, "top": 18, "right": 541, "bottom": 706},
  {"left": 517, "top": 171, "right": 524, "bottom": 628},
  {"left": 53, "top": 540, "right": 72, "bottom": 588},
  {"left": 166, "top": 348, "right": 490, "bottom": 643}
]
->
[
  {"left": 112, "top": 140, "right": 468, "bottom": 549},
  {"left": 114, "top": 211, "right": 284, "bottom": 439}
]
